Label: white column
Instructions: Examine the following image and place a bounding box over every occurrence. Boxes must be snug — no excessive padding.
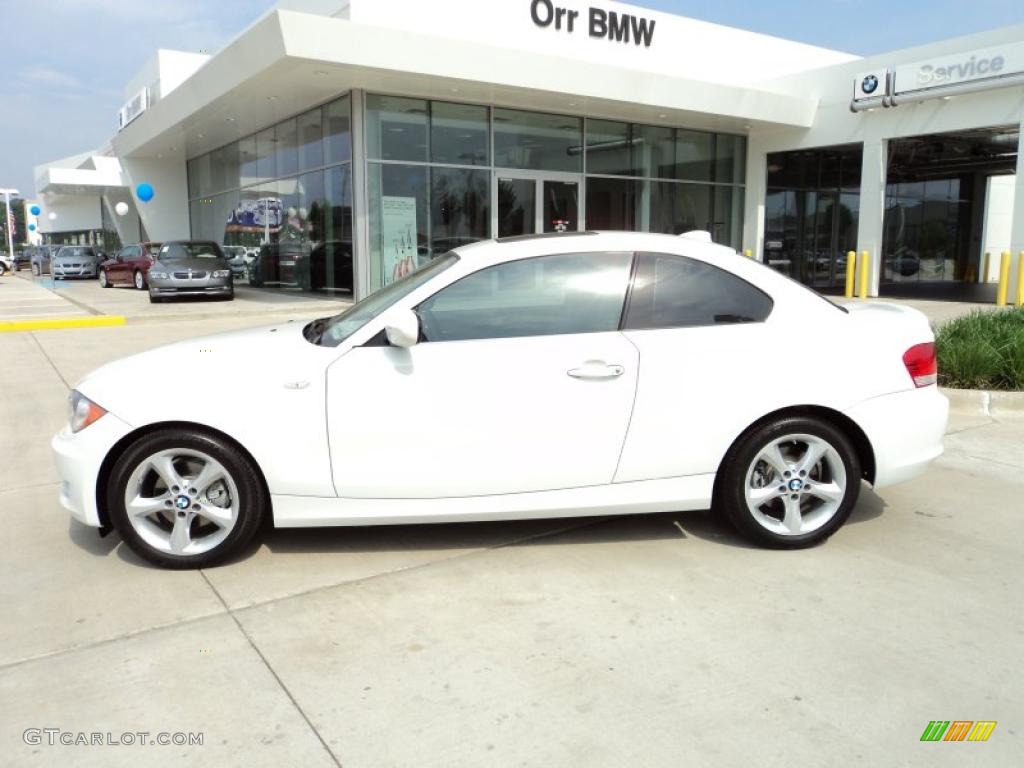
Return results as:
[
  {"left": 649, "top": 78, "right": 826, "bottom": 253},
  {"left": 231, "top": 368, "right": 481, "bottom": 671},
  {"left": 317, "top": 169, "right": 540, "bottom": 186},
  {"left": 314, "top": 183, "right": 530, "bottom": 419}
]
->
[
  {"left": 1008, "top": 114, "right": 1024, "bottom": 299},
  {"left": 350, "top": 89, "right": 371, "bottom": 301},
  {"left": 856, "top": 136, "right": 888, "bottom": 297},
  {"left": 118, "top": 157, "right": 190, "bottom": 243},
  {"left": 742, "top": 136, "right": 767, "bottom": 259}
]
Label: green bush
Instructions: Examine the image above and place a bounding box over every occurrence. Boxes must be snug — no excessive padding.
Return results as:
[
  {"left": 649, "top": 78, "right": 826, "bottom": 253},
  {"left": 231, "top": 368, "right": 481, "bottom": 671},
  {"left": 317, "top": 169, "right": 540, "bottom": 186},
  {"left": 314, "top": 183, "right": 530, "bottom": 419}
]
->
[{"left": 935, "top": 308, "right": 1024, "bottom": 390}]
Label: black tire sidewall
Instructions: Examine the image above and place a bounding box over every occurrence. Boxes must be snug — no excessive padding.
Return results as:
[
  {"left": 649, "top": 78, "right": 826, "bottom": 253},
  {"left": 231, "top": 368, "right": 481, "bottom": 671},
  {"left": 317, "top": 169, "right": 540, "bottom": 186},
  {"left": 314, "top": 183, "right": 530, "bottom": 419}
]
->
[
  {"left": 716, "top": 416, "right": 862, "bottom": 549},
  {"left": 107, "top": 429, "right": 267, "bottom": 569}
]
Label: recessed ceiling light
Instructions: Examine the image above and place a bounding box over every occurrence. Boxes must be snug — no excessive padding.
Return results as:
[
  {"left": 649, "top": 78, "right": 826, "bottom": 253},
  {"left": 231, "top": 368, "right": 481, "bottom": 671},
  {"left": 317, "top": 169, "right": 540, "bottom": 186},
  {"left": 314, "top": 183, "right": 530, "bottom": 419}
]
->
[
  {"left": 225, "top": 117, "right": 235, "bottom": 122},
  {"left": 267, "top": 95, "right": 278, "bottom": 101},
  {"left": 157, "top": 154, "right": 163, "bottom": 159},
  {"left": 314, "top": 70, "right": 328, "bottom": 76},
  {"left": 659, "top": 113, "right": 667, "bottom": 118},
  {"left": 569, "top": 101, "right": 577, "bottom": 107},
  {"left": 450, "top": 87, "right": 459, "bottom": 93},
  {"left": 197, "top": 133, "right": 205, "bottom": 138}
]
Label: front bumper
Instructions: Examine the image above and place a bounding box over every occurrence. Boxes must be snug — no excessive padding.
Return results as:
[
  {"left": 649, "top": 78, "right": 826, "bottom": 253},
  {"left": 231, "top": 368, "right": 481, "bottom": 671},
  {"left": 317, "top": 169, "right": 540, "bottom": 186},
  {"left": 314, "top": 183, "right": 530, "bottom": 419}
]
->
[
  {"left": 845, "top": 386, "right": 949, "bottom": 488},
  {"left": 53, "top": 264, "right": 97, "bottom": 278},
  {"left": 51, "top": 412, "right": 135, "bottom": 527},
  {"left": 149, "top": 275, "right": 233, "bottom": 297}
]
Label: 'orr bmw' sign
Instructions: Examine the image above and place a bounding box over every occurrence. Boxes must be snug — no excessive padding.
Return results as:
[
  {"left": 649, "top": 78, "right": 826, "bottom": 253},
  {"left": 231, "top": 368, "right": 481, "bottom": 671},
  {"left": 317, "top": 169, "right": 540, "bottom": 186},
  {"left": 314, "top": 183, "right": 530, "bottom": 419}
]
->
[{"left": 530, "top": 0, "right": 656, "bottom": 48}]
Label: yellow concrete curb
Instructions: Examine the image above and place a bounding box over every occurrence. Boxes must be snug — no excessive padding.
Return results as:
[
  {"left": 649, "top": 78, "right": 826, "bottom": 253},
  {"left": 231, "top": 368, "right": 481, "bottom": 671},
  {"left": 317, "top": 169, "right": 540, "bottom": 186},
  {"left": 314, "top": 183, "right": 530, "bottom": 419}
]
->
[{"left": 0, "top": 315, "right": 126, "bottom": 333}]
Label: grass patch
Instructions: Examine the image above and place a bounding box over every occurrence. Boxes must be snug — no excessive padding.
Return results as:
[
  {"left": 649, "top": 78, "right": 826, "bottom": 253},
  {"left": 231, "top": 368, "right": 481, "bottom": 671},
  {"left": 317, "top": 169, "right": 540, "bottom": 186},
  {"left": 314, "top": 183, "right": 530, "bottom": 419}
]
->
[{"left": 935, "top": 307, "right": 1024, "bottom": 390}]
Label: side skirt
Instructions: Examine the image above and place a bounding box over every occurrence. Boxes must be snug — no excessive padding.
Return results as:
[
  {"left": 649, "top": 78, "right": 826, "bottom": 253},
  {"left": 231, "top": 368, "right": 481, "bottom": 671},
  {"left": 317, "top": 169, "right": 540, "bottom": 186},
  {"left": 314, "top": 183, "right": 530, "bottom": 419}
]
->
[{"left": 271, "top": 474, "right": 716, "bottom": 527}]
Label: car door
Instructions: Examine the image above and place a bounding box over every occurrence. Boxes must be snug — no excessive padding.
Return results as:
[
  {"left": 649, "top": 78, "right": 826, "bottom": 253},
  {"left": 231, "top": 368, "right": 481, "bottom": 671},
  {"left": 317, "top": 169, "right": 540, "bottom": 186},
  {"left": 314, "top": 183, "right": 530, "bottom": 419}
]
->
[
  {"left": 614, "top": 251, "right": 778, "bottom": 483},
  {"left": 326, "top": 250, "right": 640, "bottom": 499},
  {"left": 116, "top": 246, "right": 137, "bottom": 283}
]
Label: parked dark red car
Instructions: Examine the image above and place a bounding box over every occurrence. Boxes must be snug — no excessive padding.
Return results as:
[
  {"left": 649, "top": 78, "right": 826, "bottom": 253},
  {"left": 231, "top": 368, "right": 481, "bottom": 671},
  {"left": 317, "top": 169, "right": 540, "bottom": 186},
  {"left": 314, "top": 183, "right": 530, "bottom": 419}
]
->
[{"left": 98, "top": 242, "right": 163, "bottom": 290}]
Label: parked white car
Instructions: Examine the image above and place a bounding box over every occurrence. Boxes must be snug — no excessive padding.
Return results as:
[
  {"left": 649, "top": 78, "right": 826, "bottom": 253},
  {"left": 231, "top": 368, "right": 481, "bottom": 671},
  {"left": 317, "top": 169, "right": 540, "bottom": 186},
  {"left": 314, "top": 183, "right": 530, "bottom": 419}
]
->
[{"left": 52, "top": 231, "right": 948, "bottom": 568}]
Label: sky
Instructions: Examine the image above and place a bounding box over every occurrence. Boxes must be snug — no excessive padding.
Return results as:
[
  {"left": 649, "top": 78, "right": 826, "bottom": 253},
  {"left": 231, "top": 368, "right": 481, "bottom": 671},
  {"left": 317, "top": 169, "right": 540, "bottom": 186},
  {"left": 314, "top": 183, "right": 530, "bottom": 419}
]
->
[{"left": 0, "top": 0, "right": 1021, "bottom": 198}]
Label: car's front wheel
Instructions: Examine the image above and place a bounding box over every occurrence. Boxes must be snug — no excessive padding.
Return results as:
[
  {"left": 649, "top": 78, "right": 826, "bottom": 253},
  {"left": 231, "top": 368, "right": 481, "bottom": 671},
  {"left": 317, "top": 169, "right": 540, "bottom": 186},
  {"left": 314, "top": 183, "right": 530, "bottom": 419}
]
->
[
  {"left": 99, "top": 270, "right": 110, "bottom": 288},
  {"left": 107, "top": 429, "right": 267, "bottom": 569},
  {"left": 714, "top": 416, "right": 861, "bottom": 549}
]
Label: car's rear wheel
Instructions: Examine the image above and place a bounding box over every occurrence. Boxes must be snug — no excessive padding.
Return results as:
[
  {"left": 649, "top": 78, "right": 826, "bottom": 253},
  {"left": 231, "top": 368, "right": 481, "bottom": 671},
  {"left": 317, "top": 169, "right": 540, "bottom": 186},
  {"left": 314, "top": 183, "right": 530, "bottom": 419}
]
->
[
  {"left": 107, "top": 429, "right": 267, "bottom": 569},
  {"left": 134, "top": 270, "right": 145, "bottom": 290},
  {"left": 714, "top": 416, "right": 861, "bottom": 549},
  {"left": 99, "top": 269, "right": 110, "bottom": 288}
]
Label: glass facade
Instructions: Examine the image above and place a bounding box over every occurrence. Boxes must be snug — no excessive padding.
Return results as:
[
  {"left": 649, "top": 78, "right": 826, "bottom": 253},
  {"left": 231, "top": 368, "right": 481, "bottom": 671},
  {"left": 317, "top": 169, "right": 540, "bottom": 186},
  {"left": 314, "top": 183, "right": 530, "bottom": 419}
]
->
[
  {"left": 188, "top": 91, "right": 747, "bottom": 298},
  {"left": 763, "top": 145, "right": 862, "bottom": 290},
  {"left": 188, "top": 94, "right": 354, "bottom": 295}
]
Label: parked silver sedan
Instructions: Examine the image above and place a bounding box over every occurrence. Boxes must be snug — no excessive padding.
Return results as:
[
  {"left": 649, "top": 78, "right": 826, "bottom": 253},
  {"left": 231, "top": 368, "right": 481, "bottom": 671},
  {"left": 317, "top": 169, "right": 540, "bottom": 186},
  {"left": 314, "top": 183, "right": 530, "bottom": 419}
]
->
[
  {"left": 52, "top": 246, "right": 101, "bottom": 279},
  {"left": 148, "top": 241, "right": 234, "bottom": 303}
]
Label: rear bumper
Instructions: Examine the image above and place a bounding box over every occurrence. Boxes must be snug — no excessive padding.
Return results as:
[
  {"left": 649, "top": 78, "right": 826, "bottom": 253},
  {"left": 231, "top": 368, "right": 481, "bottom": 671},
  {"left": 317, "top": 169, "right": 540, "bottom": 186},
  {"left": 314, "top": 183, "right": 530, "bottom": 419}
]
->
[
  {"left": 845, "top": 387, "right": 949, "bottom": 488},
  {"left": 51, "top": 413, "right": 135, "bottom": 527}
]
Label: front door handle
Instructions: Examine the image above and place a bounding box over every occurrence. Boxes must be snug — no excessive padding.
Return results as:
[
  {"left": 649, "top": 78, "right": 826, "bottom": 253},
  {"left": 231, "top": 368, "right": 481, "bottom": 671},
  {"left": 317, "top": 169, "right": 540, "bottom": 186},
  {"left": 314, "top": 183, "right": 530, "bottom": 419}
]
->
[{"left": 567, "top": 361, "right": 625, "bottom": 380}]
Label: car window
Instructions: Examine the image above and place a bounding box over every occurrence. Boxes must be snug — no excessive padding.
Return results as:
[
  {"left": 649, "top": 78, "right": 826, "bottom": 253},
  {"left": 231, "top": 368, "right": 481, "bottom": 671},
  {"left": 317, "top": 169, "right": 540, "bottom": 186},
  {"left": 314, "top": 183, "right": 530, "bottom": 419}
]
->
[
  {"left": 624, "top": 252, "right": 774, "bottom": 329},
  {"left": 417, "top": 251, "right": 633, "bottom": 343},
  {"left": 160, "top": 242, "right": 224, "bottom": 260}
]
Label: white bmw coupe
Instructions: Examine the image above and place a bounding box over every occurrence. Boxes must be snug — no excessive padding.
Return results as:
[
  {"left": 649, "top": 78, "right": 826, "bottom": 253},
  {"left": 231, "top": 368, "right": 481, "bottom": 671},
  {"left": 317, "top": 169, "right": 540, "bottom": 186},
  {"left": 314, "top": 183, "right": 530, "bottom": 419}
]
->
[{"left": 53, "top": 232, "right": 948, "bottom": 569}]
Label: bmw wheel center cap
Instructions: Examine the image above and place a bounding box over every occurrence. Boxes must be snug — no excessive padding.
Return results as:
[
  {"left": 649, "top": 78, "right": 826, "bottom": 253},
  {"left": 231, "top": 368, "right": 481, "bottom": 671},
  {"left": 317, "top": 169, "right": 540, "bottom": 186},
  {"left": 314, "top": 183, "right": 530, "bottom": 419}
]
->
[{"left": 788, "top": 478, "right": 804, "bottom": 492}]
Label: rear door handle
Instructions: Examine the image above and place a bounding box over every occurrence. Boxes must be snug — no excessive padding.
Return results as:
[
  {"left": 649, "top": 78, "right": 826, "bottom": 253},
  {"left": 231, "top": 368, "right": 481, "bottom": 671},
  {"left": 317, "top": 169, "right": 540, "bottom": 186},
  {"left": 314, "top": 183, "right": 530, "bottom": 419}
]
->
[{"left": 567, "top": 361, "right": 625, "bottom": 380}]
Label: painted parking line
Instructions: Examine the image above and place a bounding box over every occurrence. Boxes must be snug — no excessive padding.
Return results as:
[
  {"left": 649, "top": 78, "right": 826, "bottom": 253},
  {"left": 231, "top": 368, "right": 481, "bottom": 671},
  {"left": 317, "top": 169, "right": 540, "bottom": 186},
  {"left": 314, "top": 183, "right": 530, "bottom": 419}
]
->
[{"left": 0, "top": 316, "right": 126, "bottom": 333}]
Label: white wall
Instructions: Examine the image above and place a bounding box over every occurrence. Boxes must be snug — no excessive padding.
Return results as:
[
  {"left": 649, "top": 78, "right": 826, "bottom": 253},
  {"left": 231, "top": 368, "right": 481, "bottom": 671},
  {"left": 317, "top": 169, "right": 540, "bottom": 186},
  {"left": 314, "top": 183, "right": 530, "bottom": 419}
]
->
[
  {"left": 118, "top": 158, "right": 190, "bottom": 242},
  {"left": 35, "top": 195, "right": 102, "bottom": 235},
  {"left": 981, "top": 175, "right": 1016, "bottom": 282}
]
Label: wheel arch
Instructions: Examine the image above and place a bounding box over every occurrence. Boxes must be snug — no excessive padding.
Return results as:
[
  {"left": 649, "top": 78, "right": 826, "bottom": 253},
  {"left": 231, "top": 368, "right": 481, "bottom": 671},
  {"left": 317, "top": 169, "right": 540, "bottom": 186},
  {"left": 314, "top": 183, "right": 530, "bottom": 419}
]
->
[
  {"left": 95, "top": 421, "right": 271, "bottom": 531},
  {"left": 715, "top": 405, "right": 876, "bottom": 496}
]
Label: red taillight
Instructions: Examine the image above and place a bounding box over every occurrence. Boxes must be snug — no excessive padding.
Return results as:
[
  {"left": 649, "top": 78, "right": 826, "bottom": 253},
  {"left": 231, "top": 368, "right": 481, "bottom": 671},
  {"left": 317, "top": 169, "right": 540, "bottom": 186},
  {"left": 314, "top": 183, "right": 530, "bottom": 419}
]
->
[{"left": 903, "top": 342, "right": 937, "bottom": 387}]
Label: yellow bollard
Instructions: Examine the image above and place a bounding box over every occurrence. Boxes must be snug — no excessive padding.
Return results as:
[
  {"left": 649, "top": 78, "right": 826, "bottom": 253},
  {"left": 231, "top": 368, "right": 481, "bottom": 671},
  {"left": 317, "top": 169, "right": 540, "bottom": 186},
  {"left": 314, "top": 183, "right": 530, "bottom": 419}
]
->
[
  {"left": 857, "top": 249, "right": 870, "bottom": 299},
  {"left": 996, "top": 251, "right": 1011, "bottom": 306},
  {"left": 844, "top": 250, "right": 856, "bottom": 298},
  {"left": 1016, "top": 252, "right": 1024, "bottom": 308},
  {"left": 743, "top": 249, "right": 752, "bottom": 258},
  {"left": 981, "top": 252, "right": 990, "bottom": 284}
]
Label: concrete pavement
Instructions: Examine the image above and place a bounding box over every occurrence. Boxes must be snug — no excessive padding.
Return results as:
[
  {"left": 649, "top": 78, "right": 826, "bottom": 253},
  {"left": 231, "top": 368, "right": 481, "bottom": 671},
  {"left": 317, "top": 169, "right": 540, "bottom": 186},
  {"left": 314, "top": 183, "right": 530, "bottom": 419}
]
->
[{"left": 1, "top": 316, "right": 1021, "bottom": 767}]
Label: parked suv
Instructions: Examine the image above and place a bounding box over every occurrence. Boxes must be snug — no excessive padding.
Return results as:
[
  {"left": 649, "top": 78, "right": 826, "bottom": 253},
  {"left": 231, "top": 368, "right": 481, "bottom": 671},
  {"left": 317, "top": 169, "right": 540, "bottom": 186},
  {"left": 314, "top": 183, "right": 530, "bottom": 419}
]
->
[
  {"left": 28, "top": 245, "right": 59, "bottom": 275},
  {"left": 52, "top": 245, "right": 101, "bottom": 279},
  {"left": 98, "top": 242, "right": 163, "bottom": 289}
]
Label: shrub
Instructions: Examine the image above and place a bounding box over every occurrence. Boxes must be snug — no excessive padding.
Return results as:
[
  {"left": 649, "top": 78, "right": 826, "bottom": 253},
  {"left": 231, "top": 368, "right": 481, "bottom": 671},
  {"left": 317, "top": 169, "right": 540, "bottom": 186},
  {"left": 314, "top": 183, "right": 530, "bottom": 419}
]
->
[{"left": 935, "top": 307, "right": 1024, "bottom": 390}]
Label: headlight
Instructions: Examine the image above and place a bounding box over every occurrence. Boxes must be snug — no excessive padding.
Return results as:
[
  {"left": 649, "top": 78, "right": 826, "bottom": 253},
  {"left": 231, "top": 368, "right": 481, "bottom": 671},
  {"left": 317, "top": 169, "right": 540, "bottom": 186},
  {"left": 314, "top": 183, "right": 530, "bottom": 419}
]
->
[
  {"left": 212, "top": 270, "right": 230, "bottom": 278},
  {"left": 68, "top": 390, "right": 107, "bottom": 433},
  {"left": 150, "top": 271, "right": 169, "bottom": 279}
]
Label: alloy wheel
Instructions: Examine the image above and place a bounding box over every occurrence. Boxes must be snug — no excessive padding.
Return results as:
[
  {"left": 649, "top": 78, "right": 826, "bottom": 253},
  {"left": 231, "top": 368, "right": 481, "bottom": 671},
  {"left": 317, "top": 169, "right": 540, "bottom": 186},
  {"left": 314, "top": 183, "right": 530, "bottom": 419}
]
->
[
  {"left": 122, "top": 448, "right": 240, "bottom": 556},
  {"left": 743, "top": 433, "right": 847, "bottom": 536},
  {"left": 99, "top": 270, "right": 108, "bottom": 287},
  {"left": 134, "top": 270, "right": 144, "bottom": 289}
]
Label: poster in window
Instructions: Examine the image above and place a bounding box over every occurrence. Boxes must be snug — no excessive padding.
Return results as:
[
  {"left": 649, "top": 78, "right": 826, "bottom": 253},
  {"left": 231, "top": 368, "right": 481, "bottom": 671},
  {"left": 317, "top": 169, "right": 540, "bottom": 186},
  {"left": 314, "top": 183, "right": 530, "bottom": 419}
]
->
[{"left": 382, "top": 196, "right": 417, "bottom": 285}]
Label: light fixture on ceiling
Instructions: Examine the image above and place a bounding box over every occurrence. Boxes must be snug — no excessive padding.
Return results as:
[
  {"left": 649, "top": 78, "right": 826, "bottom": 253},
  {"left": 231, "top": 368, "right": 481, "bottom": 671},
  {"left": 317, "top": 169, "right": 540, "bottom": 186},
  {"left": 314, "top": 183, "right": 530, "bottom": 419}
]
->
[
  {"left": 314, "top": 70, "right": 328, "bottom": 76},
  {"left": 267, "top": 95, "right": 278, "bottom": 101},
  {"left": 659, "top": 113, "right": 667, "bottom": 118},
  {"left": 197, "top": 133, "right": 205, "bottom": 139},
  {"left": 569, "top": 101, "right": 577, "bottom": 107},
  {"left": 157, "top": 154, "right": 163, "bottom": 159},
  {"left": 450, "top": 87, "right": 459, "bottom": 93},
  {"left": 225, "top": 116, "right": 235, "bottom": 122}
]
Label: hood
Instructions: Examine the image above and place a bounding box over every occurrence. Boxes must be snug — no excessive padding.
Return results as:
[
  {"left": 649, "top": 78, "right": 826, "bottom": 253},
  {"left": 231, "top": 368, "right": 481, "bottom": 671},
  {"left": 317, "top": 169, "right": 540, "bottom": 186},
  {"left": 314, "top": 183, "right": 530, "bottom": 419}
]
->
[
  {"left": 54, "top": 251, "right": 97, "bottom": 263},
  {"left": 154, "top": 256, "right": 228, "bottom": 271},
  {"left": 76, "top": 318, "right": 337, "bottom": 427}
]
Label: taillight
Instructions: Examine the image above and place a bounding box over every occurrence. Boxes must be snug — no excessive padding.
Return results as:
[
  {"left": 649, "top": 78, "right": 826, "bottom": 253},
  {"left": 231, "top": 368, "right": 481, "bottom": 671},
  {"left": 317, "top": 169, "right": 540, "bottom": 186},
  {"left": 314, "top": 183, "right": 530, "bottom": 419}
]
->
[{"left": 903, "top": 342, "right": 937, "bottom": 387}]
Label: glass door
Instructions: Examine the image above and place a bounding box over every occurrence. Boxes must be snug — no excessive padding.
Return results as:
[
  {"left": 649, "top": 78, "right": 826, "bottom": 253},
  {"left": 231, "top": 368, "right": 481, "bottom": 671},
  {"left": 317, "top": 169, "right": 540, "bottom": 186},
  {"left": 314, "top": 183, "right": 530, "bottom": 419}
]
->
[{"left": 495, "top": 172, "right": 582, "bottom": 237}]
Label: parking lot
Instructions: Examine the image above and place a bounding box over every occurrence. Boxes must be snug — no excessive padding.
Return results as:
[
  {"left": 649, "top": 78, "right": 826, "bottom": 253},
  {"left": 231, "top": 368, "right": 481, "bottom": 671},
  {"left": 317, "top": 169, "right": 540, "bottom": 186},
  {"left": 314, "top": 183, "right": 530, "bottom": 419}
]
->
[{"left": 1, "top": 313, "right": 1022, "bottom": 767}]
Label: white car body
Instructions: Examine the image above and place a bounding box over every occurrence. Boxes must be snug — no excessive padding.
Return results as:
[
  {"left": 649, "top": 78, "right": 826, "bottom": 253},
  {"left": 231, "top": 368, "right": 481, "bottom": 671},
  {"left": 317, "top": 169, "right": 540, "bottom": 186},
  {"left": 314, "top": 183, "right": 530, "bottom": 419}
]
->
[{"left": 53, "top": 232, "right": 947, "bottom": 534}]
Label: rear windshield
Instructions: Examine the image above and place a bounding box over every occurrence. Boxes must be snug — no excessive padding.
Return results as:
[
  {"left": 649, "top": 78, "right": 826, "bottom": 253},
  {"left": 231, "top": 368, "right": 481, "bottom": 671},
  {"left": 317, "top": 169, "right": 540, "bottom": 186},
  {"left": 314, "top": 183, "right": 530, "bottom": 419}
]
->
[{"left": 160, "top": 242, "right": 224, "bottom": 260}]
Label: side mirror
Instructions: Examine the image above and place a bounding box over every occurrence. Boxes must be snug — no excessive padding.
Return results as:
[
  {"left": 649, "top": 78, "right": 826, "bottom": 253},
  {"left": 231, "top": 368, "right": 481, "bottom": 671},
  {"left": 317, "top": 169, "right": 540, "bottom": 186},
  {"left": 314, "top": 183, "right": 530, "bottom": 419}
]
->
[{"left": 384, "top": 309, "right": 420, "bottom": 348}]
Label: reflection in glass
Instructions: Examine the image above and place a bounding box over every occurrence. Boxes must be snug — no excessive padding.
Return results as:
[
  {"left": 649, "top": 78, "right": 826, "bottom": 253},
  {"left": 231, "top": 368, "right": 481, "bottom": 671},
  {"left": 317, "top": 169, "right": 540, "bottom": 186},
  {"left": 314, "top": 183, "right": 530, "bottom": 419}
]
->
[
  {"left": 674, "top": 130, "right": 713, "bottom": 182},
  {"left": 498, "top": 178, "right": 535, "bottom": 237},
  {"left": 368, "top": 163, "right": 428, "bottom": 291},
  {"left": 431, "top": 102, "right": 488, "bottom": 166},
  {"left": 324, "top": 95, "right": 352, "bottom": 165},
  {"left": 276, "top": 118, "right": 298, "bottom": 177},
  {"left": 585, "top": 177, "right": 641, "bottom": 230},
  {"left": 634, "top": 124, "right": 675, "bottom": 179},
  {"left": 256, "top": 128, "right": 276, "bottom": 181},
  {"left": 542, "top": 181, "right": 578, "bottom": 232},
  {"left": 493, "top": 108, "right": 581, "bottom": 172},
  {"left": 585, "top": 119, "right": 633, "bottom": 176},
  {"left": 715, "top": 134, "right": 746, "bottom": 184},
  {"left": 298, "top": 108, "right": 324, "bottom": 170},
  {"left": 239, "top": 136, "right": 258, "bottom": 186},
  {"left": 430, "top": 168, "right": 490, "bottom": 253},
  {"left": 366, "top": 95, "right": 427, "bottom": 162}
]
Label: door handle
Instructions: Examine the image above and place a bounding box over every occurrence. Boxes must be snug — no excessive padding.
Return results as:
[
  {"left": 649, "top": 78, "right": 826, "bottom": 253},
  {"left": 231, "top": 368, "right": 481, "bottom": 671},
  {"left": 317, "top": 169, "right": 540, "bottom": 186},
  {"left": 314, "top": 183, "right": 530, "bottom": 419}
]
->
[{"left": 567, "top": 361, "right": 624, "bottom": 380}]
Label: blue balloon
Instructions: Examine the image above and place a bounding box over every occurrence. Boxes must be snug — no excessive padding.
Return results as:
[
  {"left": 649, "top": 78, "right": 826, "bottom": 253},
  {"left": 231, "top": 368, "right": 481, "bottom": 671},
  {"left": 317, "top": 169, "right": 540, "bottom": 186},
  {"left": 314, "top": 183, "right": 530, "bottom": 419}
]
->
[
  {"left": 136, "top": 183, "right": 154, "bottom": 203},
  {"left": 30, "top": 205, "right": 41, "bottom": 216},
  {"left": 29, "top": 224, "right": 36, "bottom": 231}
]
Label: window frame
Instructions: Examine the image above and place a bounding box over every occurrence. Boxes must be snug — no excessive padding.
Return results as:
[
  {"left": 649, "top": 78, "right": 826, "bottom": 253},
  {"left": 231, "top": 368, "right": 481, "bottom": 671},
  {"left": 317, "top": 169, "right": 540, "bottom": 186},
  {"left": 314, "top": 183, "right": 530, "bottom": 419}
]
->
[
  {"left": 623, "top": 251, "right": 775, "bottom": 331},
  {"left": 414, "top": 250, "right": 637, "bottom": 343}
]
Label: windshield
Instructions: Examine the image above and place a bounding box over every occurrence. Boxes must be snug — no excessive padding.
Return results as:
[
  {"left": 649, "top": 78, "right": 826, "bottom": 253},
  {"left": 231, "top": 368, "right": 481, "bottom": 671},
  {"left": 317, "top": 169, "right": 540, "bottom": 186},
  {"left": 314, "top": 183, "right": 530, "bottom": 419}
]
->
[
  {"left": 57, "top": 247, "right": 90, "bottom": 258},
  {"left": 160, "top": 242, "right": 224, "bottom": 260},
  {"left": 314, "top": 254, "right": 459, "bottom": 347}
]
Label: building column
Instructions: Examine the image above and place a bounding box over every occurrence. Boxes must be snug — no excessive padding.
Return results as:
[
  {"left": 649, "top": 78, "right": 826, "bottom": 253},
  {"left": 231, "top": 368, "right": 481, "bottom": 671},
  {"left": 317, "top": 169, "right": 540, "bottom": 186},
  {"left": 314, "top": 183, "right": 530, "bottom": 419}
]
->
[
  {"left": 855, "top": 136, "right": 888, "bottom": 297},
  {"left": 1008, "top": 113, "right": 1024, "bottom": 301},
  {"left": 742, "top": 135, "right": 768, "bottom": 259},
  {"left": 118, "top": 157, "right": 189, "bottom": 243},
  {"left": 350, "top": 89, "right": 371, "bottom": 302}
]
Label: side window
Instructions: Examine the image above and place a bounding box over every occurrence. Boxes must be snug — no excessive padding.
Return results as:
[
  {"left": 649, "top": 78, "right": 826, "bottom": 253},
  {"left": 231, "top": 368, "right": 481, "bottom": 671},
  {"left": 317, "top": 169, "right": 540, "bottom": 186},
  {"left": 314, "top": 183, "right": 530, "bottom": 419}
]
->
[
  {"left": 417, "top": 251, "right": 634, "bottom": 342},
  {"left": 625, "top": 252, "right": 773, "bottom": 329}
]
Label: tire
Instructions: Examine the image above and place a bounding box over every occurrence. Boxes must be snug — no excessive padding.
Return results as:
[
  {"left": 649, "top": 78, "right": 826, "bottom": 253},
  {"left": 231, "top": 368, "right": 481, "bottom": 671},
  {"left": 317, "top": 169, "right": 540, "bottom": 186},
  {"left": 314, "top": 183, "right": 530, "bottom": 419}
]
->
[
  {"left": 148, "top": 293, "right": 161, "bottom": 303},
  {"left": 134, "top": 270, "right": 145, "bottom": 290},
  {"left": 99, "top": 270, "right": 110, "bottom": 288},
  {"left": 713, "top": 416, "right": 861, "bottom": 549},
  {"left": 0, "top": 263, "right": 7, "bottom": 277},
  {"left": 107, "top": 429, "right": 268, "bottom": 569}
]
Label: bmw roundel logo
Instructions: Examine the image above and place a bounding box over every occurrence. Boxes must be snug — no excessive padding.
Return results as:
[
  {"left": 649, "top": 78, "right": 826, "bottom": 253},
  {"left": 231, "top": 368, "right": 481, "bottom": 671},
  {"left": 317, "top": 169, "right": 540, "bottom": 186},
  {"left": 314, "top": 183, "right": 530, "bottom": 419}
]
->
[{"left": 861, "top": 74, "right": 879, "bottom": 95}]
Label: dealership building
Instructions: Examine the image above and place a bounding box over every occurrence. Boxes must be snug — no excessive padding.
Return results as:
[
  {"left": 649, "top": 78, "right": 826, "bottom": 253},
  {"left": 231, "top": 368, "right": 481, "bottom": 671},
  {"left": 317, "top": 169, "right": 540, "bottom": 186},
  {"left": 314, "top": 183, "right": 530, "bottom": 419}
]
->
[{"left": 33, "top": 0, "right": 1024, "bottom": 300}]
